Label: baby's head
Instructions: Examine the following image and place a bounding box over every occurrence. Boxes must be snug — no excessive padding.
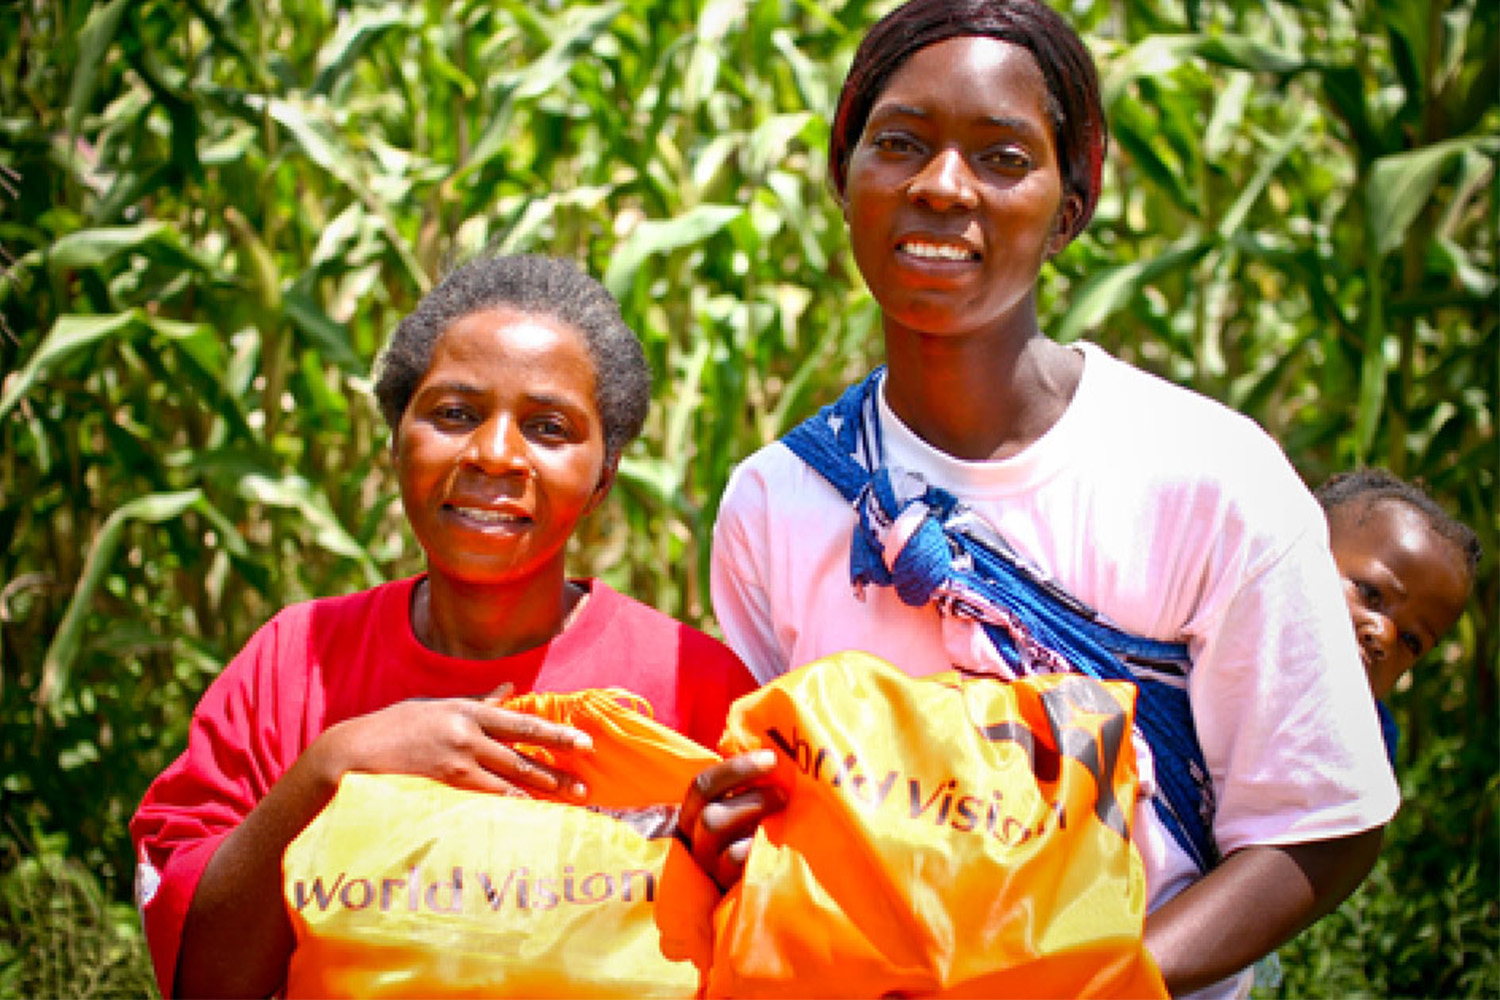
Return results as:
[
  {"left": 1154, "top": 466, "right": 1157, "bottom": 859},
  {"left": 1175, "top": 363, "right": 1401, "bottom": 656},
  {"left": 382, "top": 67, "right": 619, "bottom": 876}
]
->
[{"left": 1316, "top": 469, "right": 1479, "bottom": 700}]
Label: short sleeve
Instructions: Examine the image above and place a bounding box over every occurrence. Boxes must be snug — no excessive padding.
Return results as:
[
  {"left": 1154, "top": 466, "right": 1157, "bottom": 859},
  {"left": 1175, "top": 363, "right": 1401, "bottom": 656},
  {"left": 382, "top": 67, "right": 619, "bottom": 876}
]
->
[
  {"left": 129, "top": 611, "right": 310, "bottom": 997},
  {"left": 1187, "top": 508, "right": 1400, "bottom": 856},
  {"left": 710, "top": 454, "right": 790, "bottom": 684}
]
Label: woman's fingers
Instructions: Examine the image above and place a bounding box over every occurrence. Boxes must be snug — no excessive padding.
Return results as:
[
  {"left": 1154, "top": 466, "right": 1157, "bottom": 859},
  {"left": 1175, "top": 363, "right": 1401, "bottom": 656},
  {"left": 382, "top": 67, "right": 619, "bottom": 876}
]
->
[
  {"left": 679, "top": 749, "right": 779, "bottom": 833},
  {"left": 473, "top": 702, "right": 594, "bottom": 752},
  {"left": 479, "top": 681, "right": 515, "bottom": 707},
  {"left": 469, "top": 702, "right": 592, "bottom": 799},
  {"left": 679, "top": 750, "right": 785, "bottom": 890}
]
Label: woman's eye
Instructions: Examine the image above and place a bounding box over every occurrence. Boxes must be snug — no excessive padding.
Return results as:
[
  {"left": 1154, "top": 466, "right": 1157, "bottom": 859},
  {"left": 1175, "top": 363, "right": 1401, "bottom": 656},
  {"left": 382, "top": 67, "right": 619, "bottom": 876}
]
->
[
  {"left": 432, "top": 404, "right": 476, "bottom": 426},
  {"left": 1354, "top": 580, "right": 1382, "bottom": 607},
  {"left": 982, "top": 147, "right": 1032, "bottom": 172},
  {"left": 528, "top": 415, "right": 571, "bottom": 440},
  {"left": 871, "top": 133, "right": 919, "bottom": 155},
  {"left": 1399, "top": 632, "right": 1424, "bottom": 657}
]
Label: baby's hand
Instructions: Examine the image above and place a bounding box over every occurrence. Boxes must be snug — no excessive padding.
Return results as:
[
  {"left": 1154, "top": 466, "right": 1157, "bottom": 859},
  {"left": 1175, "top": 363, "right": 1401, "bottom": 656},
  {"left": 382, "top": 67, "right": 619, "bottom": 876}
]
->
[{"left": 676, "top": 750, "right": 786, "bottom": 892}]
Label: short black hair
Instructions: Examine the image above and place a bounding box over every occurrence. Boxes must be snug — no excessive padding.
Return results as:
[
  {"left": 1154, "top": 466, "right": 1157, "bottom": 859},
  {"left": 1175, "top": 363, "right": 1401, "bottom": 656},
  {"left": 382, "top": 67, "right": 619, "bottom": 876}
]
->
[
  {"left": 1317, "top": 467, "right": 1482, "bottom": 575},
  {"left": 828, "top": 0, "right": 1108, "bottom": 244},
  {"left": 374, "top": 255, "right": 651, "bottom": 464}
]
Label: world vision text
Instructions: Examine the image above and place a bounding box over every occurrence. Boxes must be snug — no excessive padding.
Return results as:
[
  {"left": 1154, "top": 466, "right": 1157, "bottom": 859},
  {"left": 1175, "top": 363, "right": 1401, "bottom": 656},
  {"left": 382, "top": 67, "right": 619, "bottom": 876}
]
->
[
  {"left": 765, "top": 725, "right": 1067, "bottom": 846},
  {"left": 764, "top": 673, "right": 1132, "bottom": 846},
  {"left": 291, "top": 864, "right": 656, "bottom": 915}
]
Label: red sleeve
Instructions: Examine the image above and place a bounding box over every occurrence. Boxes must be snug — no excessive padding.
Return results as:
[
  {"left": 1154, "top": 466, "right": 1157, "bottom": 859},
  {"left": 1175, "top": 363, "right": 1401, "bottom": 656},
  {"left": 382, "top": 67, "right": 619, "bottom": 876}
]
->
[{"left": 128, "top": 610, "right": 311, "bottom": 998}]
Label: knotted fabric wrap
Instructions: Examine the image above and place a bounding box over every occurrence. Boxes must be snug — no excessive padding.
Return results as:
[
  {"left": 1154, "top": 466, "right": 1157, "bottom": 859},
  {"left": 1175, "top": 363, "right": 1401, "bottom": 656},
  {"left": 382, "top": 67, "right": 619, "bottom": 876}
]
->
[{"left": 782, "top": 368, "right": 1219, "bottom": 873}]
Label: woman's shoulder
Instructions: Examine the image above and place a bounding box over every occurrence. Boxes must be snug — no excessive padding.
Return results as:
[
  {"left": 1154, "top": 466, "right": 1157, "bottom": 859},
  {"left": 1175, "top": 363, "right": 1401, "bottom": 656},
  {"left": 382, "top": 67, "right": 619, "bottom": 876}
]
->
[
  {"left": 1072, "top": 344, "right": 1322, "bottom": 543},
  {"left": 719, "top": 433, "right": 851, "bottom": 518},
  {"left": 262, "top": 576, "right": 416, "bottom": 633},
  {"left": 577, "top": 579, "right": 747, "bottom": 669},
  {"left": 1078, "top": 344, "right": 1298, "bottom": 475},
  {"left": 582, "top": 579, "right": 714, "bottom": 639}
]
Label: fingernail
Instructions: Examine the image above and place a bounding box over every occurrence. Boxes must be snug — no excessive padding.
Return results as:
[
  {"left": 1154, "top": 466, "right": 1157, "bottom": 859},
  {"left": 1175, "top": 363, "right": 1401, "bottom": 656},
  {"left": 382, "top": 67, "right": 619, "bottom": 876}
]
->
[
  {"left": 569, "top": 781, "right": 588, "bottom": 800},
  {"left": 573, "top": 732, "right": 594, "bottom": 752},
  {"left": 753, "top": 749, "right": 777, "bottom": 768}
]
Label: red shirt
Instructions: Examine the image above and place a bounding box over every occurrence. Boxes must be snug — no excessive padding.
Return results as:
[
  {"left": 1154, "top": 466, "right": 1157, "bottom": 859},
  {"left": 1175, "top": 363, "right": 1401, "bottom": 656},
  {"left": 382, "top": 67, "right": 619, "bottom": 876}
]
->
[{"left": 130, "top": 576, "right": 753, "bottom": 996}]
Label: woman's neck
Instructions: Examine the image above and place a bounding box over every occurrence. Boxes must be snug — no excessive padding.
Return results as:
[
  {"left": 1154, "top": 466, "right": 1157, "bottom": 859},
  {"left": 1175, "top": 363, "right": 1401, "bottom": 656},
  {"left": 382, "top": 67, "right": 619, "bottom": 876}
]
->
[
  {"left": 412, "top": 571, "right": 586, "bottom": 660},
  {"left": 882, "top": 329, "right": 1082, "bottom": 462}
]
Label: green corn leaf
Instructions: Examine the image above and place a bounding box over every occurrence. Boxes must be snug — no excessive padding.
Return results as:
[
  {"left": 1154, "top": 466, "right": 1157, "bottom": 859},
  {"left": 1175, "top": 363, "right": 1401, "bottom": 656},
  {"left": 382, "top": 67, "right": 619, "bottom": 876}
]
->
[
  {"left": 1367, "top": 138, "right": 1491, "bottom": 259},
  {"left": 238, "top": 473, "right": 382, "bottom": 586},
  {"left": 312, "top": 6, "right": 413, "bottom": 97},
  {"left": 65, "top": 0, "right": 130, "bottom": 138},
  {"left": 38, "top": 489, "right": 206, "bottom": 721},
  {"left": 0, "top": 312, "right": 138, "bottom": 422},
  {"left": 1054, "top": 240, "right": 1212, "bottom": 344},
  {"left": 457, "top": 2, "right": 625, "bottom": 184},
  {"left": 1218, "top": 115, "right": 1313, "bottom": 240},
  {"left": 1104, "top": 34, "right": 1303, "bottom": 107},
  {"left": 32, "top": 221, "right": 165, "bottom": 271},
  {"left": 603, "top": 204, "right": 744, "bottom": 297},
  {"left": 283, "top": 287, "right": 367, "bottom": 376}
]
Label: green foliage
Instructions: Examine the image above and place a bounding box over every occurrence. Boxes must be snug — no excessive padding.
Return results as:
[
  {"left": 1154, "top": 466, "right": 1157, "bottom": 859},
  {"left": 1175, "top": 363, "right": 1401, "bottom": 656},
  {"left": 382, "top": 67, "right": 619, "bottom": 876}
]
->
[
  {"left": 1261, "top": 729, "right": 1500, "bottom": 999},
  {"left": 0, "top": 829, "right": 159, "bottom": 998},
  {"left": 1, "top": 0, "right": 1494, "bottom": 992}
]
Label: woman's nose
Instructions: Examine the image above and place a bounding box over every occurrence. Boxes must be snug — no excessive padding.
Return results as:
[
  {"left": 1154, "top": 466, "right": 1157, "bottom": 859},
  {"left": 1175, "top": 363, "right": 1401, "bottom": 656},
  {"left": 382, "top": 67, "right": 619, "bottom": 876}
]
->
[
  {"left": 908, "top": 148, "right": 979, "bottom": 211},
  {"left": 467, "top": 416, "right": 529, "bottom": 474}
]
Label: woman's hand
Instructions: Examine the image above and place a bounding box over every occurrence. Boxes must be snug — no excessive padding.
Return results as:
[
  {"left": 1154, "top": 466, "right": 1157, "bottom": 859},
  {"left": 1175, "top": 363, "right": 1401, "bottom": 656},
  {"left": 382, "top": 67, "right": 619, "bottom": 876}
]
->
[
  {"left": 311, "top": 683, "right": 594, "bottom": 801},
  {"left": 174, "top": 684, "right": 590, "bottom": 998},
  {"left": 676, "top": 750, "right": 786, "bottom": 891}
]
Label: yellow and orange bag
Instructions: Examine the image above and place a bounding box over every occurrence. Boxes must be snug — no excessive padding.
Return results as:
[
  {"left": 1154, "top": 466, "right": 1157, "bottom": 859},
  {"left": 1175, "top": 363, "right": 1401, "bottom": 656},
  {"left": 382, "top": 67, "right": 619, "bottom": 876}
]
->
[
  {"left": 283, "top": 662, "right": 1166, "bottom": 998},
  {"left": 282, "top": 689, "right": 721, "bottom": 998},
  {"left": 708, "top": 651, "right": 1167, "bottom": 999}
]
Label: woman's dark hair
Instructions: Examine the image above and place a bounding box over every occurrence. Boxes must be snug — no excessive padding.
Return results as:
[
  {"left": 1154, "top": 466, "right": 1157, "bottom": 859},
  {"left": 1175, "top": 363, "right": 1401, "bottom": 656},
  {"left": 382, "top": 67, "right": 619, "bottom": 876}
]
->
[
  {"left": 828, "top": 0, "right": 1108, "bottom": 242},
  {"left": 373, "top": 254, "right": 651, "bottom": 464},
  {"left": 1317, "top": 468, "right": 1482, "bottom": 575}
]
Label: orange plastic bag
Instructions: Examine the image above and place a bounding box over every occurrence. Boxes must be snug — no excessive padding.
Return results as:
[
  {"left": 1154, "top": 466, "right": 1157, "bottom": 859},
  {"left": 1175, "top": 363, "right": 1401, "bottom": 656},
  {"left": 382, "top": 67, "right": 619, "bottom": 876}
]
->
[
  {"left": 709, "top": 651, "right": 1167, "bottom": 999},
  {"left": 283, "top": 689, "right": 722, "bottom": 998}
]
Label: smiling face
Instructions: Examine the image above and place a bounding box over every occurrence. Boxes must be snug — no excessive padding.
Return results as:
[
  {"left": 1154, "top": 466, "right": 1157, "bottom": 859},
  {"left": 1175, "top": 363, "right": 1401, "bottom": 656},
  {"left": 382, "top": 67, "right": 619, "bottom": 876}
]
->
[
  {"left": 395, "top": 308, "right": 611, "bottom": 591},
  {"left": 841, "top": 36, "right": 1079, "bottom": 342},
  {"left": 1329, "top": 500, "right": 1472, "bottom": 700}
]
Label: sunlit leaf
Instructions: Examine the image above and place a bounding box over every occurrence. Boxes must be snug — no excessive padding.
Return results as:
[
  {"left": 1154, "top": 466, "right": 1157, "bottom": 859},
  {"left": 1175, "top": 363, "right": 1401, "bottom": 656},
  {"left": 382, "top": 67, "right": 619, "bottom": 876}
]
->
[
  {"left": 603, "top": 203, "right": 744, "bottom": 296},
  {"left": 38, "top": 490, "right": 206, "bottom": 720},
  {"left": 1367, "top": 138, "right": 1495, "bottom": 258},
  {"left": 237, "top": 473, "right": 382, "bottom": 586}
]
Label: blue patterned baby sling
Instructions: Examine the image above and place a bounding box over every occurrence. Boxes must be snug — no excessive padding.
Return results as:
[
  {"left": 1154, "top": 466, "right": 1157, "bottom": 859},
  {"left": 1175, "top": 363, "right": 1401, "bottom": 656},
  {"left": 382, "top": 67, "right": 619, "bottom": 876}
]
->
[{"left": 782, "top": 368, "right": 1220, "bottom": 873}]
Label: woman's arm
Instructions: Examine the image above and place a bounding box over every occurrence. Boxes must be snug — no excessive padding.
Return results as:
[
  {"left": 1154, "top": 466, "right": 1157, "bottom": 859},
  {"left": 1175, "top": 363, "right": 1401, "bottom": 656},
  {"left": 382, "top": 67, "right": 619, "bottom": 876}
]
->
[
  {"left": 1144, "top": 827, "right": 1384, "bottom": 995},
  {"left": 173, "top": 694, "right": 592, "bottom": 999}
]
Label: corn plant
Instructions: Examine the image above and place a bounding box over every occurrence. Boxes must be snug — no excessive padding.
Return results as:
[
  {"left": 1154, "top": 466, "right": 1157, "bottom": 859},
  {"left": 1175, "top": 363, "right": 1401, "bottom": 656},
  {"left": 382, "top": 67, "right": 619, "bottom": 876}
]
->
[{"left": 1, "top": 0, "right": 1494, "bottom": 993}]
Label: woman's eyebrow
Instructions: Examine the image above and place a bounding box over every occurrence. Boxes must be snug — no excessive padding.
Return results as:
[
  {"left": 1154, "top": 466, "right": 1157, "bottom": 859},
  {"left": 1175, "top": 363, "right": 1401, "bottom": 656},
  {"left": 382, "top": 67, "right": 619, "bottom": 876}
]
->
[
  {"left": 867, "top": 102, "right": 928, "bottom": 123},
  {"left": 413, "top": 379, "right": 484, "bottom": 399},
  {"left": 523, "top": 389, "right": 590, "bottom": 411},
  {"left": 979, "top": 114, "right": 1046, "bottom": 138}
]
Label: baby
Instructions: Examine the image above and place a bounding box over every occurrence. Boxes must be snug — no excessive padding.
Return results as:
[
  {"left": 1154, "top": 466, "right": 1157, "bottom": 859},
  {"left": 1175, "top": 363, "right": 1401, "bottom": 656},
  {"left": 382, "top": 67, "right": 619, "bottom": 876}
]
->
[{"left": 1316, "top": 468, "right": 1480, "bottom": 760}]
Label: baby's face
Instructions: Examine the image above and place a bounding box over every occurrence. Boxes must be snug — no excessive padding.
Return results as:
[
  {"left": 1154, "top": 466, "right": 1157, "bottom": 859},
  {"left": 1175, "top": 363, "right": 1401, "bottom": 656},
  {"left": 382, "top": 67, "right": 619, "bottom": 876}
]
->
[{"left": 1329, "top": 501, "right": 1471, "bottom": 700}]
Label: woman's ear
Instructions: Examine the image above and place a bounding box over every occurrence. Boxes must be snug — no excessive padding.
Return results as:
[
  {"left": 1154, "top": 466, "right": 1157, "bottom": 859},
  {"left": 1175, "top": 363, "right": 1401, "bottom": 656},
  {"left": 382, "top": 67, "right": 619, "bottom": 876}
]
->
[
  {"left": 389, "top": 418, "right": 404, "bottom": 462},
  {"left": 1046, "top": 193, "right": 1085, "bottom": 258},
  {"left": 584, "top": 457, "right": 618, "bottom": 516}
]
